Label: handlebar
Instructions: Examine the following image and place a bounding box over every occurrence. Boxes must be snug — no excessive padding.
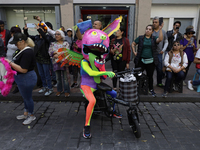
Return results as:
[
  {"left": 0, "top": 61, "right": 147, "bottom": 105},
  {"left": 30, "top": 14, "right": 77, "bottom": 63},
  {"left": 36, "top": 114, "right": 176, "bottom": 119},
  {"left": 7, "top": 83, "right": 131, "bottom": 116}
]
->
[{"left": 115, "top": 67, "right": 142, "bottom": 78}]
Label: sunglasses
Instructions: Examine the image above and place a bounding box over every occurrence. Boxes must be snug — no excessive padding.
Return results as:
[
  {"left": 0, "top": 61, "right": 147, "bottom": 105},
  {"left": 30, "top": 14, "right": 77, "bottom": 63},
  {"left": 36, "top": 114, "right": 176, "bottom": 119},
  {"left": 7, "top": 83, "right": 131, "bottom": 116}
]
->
[
  {"left": 188, "top": 33, "right": 194, "bottom": 35},
  {"left": 55, "top": 33, "right": 61, "bottom": 36},
  {"left": 173, "top": 44, "right": 180, "bottom": 46}
]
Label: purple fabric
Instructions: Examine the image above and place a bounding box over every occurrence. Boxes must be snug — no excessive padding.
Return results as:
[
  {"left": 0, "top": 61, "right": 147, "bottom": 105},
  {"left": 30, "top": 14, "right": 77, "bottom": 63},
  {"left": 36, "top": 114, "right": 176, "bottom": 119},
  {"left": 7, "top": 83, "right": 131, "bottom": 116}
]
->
[
  {"left": 180, "top": 38, "right": 197, "bottom": 62},
  {"left": 80, "top": 74, "right": 97, "bottom": 89},
  {"left": 52, "top": 62, "right": 66, "bottom": 72}
]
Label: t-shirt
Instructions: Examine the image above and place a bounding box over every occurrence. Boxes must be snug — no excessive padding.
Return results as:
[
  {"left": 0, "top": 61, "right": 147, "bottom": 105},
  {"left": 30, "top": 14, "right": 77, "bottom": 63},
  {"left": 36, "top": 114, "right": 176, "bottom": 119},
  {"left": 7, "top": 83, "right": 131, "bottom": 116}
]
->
[
  {"left": 195, "top": 48, "right": 200, "bottom": 59},
  {"left": 152, "top": 29, "right": 167, "bottom": 53},
  {"left": 0, "top": 29, "right": 6, "bottom": 51},
  {"left": 13, "top": 47, "right": 36, "bottom": 74},
  {"left": 135, "top": 36, "right": 157, "bottom": 59},
  {"left": 180, "top": 38, "right": 197, "bottom": 62},
  {"left": 112, "top": 38, "right": 123, "bottom": 61}
]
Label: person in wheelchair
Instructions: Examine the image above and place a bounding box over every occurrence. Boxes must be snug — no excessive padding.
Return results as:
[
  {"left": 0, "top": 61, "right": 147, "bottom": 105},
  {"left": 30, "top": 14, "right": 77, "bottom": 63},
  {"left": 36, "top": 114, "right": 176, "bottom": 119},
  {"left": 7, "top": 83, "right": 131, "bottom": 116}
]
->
[{"left": 162, "top": 41, "right": 188, "bottom": 97}]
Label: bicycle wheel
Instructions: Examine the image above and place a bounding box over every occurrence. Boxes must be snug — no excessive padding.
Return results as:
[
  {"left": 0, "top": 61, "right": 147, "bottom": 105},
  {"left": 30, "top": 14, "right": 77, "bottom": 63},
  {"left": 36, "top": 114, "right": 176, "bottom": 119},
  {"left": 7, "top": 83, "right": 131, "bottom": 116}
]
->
[{"left": 132, "top": 119, "right": 141, "bottom": 138}]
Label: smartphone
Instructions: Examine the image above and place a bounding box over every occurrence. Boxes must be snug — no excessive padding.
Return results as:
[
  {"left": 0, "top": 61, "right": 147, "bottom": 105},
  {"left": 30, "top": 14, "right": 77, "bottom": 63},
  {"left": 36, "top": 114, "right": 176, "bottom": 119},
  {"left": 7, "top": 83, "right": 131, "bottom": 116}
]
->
[
  {"left": 199, "top": 40, "right": 200, "bottom": 44},
  {"left": 33, "top": 16, "right": 37, "bottom": 20},
  {"left": 27, "top": 23, "right": 36, "bottom": 28},
  {"left": 159, "top": 17, "right": 163, "bottom": 26}
]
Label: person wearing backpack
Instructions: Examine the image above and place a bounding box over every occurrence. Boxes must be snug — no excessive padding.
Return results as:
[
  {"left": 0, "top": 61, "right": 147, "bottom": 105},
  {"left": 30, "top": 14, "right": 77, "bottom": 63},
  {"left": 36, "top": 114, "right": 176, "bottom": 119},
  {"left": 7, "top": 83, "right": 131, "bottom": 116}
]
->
[{"left": 162, "top": 41, "right": 188, "bottom": 97}]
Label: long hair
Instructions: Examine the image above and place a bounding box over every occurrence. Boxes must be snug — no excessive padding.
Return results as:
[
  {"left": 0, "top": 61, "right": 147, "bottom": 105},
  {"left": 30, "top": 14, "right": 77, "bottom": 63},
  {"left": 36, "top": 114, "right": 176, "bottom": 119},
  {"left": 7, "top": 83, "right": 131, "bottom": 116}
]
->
[{"left": 26, "top": 37, "right": 35, "bottom": 47}]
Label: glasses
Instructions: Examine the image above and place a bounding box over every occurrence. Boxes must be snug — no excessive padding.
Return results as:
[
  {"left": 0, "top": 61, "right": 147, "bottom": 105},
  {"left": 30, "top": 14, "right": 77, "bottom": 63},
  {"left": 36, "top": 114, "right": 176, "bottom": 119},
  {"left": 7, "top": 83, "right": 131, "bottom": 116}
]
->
[
  {"left": 55, "top": 33, "right": 61, "bottom": 36},
  {"left": 173, "top": 44, "right": 180, "bottom": 46}
]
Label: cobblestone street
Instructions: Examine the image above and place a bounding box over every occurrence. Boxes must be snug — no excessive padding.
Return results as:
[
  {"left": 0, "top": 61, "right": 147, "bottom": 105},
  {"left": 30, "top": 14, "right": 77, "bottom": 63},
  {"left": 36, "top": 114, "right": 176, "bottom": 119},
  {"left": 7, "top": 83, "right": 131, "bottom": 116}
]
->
[{"left": 0, "top": 101, "right": 200, "bottom": 150}]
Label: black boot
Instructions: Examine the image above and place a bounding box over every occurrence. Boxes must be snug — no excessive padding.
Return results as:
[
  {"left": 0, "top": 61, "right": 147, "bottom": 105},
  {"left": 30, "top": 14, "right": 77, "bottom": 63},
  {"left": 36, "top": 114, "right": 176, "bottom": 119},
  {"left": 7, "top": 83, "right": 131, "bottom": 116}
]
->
[{"left": 12, "top": 86, "right": 19, "bottom": 94}]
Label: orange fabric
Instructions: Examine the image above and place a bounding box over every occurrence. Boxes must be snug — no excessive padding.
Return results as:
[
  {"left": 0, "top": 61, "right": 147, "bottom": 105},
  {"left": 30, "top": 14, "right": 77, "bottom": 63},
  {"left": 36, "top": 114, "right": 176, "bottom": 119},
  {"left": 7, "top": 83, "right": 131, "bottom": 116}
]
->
[{"left": 81, "top": 85, "right": 96, "bottom": 126}]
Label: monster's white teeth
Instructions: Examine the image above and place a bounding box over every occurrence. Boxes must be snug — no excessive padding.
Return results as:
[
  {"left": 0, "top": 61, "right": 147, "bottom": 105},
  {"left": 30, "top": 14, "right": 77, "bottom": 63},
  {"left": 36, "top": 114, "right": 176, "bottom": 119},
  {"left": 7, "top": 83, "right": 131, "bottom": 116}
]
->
[
  {"left": 93, "top": 44, "right": 96, "bottom": 47},
  {"left": 99, "top": 45, "right": 102, "bottom": 48},
  {"left": 105, "top": 48, "right": 107, "bottom": 52},
  {"left": 101, "top": 55, "right": 103, "bottom": 58},
  {"left": 96, "top": 44, "right": 99, "bottom": 47},
  {"left": 96, "top": 59, "right": 99, "bottom": 62}
]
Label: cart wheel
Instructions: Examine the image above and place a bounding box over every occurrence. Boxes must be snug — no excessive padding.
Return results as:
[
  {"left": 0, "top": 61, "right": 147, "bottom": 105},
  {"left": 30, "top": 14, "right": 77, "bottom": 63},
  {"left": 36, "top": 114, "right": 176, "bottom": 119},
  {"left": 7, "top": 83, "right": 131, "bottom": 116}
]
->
[{"left": 131, "top": 119, "right": 141, "bottom": 138}]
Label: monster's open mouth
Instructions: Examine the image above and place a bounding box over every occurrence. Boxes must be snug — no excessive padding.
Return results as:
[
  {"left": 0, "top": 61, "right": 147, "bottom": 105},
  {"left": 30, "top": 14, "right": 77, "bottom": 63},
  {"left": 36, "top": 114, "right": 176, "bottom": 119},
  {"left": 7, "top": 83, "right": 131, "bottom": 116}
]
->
[{"left": 83, "top": 43, "right": 109, "bottom": 63}]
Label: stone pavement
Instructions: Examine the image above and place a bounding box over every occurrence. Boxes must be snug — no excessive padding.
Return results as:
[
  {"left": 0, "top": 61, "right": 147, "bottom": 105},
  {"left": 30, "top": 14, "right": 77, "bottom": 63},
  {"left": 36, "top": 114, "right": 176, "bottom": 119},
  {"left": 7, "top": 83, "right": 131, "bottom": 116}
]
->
[{"left": 0, "top": 101, "right": 200, "bottom": 150}]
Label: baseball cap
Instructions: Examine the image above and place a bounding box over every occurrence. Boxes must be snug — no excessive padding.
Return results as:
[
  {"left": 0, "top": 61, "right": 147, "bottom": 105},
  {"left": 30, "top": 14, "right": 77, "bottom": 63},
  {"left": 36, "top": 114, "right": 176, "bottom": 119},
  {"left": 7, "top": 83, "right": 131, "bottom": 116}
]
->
[
  {"left": 67, "top": 28, "right": 72, "bottom": 32},
  {"left": 10, "top": 33, "right": 27, "bottom": 44}
]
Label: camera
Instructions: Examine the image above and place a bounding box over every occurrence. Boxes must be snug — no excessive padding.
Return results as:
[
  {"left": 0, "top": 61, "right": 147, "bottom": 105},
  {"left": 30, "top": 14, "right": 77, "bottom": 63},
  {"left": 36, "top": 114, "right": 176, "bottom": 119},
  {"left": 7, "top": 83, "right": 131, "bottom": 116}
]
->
[
  {"left": 33, "top": 16, "right": 37, "bottom": 20},
  {"left": 159, "top": 17, "right": 163, "bottom": 26}
]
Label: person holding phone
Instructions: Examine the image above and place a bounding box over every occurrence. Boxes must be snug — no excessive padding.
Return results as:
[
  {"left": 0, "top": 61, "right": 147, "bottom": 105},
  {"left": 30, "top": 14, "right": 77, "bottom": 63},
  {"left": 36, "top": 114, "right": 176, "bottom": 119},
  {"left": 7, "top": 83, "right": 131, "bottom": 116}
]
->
[
  {"left": 180, "top": 28, "right": 197, "bottom": 84},
  {"left": 152, "top": 16, "right": 168, "bottom": 87},
  {"left": 132, "top": 24, "right": 163, "bottom": 97},
  {"left": 166, "top": 21, "right": 183, "bottom": 52}
]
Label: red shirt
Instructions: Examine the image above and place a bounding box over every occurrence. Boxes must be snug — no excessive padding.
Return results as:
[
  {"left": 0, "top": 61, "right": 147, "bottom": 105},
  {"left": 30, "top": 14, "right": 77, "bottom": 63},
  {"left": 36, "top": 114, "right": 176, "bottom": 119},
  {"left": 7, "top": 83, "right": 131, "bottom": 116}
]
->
[
  {"left": 0, "top": 29, "right": 6, "bottom": 51},
  {"left": 0, "top": 29, "right": 6, "bottom": 46}
]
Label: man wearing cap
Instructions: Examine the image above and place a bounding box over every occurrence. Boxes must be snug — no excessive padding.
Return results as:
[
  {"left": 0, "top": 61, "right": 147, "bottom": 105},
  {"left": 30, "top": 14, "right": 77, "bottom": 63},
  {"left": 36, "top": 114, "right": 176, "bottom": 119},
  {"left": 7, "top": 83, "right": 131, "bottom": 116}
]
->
[
  {"left": 166, "top": 21, "right": 183, "bottom": 52},
  {"left": 0, "top": 20, "right": 11, "bottom": 52}
]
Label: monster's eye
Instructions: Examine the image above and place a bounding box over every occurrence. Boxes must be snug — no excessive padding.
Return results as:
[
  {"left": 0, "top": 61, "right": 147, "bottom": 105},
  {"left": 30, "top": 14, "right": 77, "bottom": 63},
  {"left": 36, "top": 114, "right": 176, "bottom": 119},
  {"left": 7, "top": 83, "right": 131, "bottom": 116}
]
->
[
  {"left": 91, "top": 31, "right": 97, "bottom": 36},
  {"left": 100, "top": 35, "right": 107, "bottom": 40}
]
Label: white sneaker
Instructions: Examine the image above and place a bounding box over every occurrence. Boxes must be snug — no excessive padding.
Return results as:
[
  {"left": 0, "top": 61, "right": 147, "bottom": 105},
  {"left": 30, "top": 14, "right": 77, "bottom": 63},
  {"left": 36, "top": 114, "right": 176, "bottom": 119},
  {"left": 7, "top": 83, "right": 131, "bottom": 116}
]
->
[
  {"left": 16, "top": 115, "right": 28, "bottom": 120},
  {"left": 39, "top": 87, "right": 47, "bottom": 93},
  {"left": 23, "top": 116, "right": 36, "bottom": 125},
  {"left": 44, "top": 89, "right": 53, "bottom": 96},
  {"left": 183, "top": 81, "right": 186, "bottom": 86},
  {"left": 188, "top": 80, "right": 194, "bottom": 90}
]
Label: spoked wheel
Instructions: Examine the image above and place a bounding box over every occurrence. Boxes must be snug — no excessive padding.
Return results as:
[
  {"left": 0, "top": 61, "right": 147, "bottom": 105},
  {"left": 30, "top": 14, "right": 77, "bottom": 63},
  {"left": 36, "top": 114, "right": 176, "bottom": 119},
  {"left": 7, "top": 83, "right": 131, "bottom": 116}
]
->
[
  {"left": 131, "top": 119, "right": 141, "bottom": 138},
  {"left": 127, "top": 111, "right": 141, "bottom": 138}
]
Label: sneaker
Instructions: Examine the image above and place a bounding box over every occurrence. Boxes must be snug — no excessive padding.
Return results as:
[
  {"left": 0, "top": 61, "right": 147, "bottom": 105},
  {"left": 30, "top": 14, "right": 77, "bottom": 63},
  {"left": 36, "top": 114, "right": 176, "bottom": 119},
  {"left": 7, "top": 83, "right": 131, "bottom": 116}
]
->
[
  {"left": 113, "top": 111, "right": 122, "bottom": 118},
  {"left": 71, "top": 83, "right": 78, "bottom": 88},
  {"left": 162, "top": 92, "right": 168, "bottom": 98},
  {"left": 23, "top": 116, "right": 36, "bottom": 125},
  {"left": 44, "top": 89, "right": 53, "bottom": 96},
  {"left": 12, "top": 86, "right": 19, "bottom": 94},
  {"left": 39, "top": 87, "right": 47, "bottom": 93},
  {"left": 183, "top": 81, "right": 186, "bottom": 86},
  {"left": 56, "top": 91, "right": 63, "bottom": 96},
  {"left": 16, "top": 114, "right": 28, "bottom": 120},
  {"left": 83, "top": 126, "right": 91, "bottom": 139},
  {"left": 149, "top": 89, "right": 156, "bottom": 97},
  {"left": 65, "top": 93, "right": 70, "bottom": 98},
  {"left": 188, "top": 80, "right": 194, "bottom": 90},
  {"left": 173, "top": 84, "right": 178, "bottom": 91}
]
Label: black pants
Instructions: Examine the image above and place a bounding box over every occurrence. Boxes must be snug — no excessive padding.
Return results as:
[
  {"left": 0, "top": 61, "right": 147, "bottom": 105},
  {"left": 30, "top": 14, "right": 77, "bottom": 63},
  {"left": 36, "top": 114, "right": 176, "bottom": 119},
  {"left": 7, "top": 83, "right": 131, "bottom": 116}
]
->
[
  {"left": 111, "top": 60, "right": 127, "bottom": 88},
  {"left": 184, "top": 60, "right": 192, "bottom": 80},
  {"left": 137, "top": 61, "right": 155, "bottom": 90}
]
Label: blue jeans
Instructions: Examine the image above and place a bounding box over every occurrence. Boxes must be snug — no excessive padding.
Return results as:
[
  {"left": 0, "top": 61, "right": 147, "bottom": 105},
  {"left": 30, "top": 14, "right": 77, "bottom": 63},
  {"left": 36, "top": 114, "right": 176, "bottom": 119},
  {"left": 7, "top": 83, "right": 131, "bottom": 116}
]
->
[
  {"left": 55, "top": 70, "right": 70, "bottom": 93},
  {"left": 156, "top": 54, "right": 164, "bottom": 85},
  {"left": 50, "top": 59, "right": 56, "bottom": 81},
  {"left": 15, "top": 70, "right": 37, "bottom": 114},
  {"left": 193, "top": 69, "right": 200, "bottom": 86},
  {"left": 36, "top": 62, "right": 52, "bottom": 89},
  {"left": 164, "top": 71, "right": 185, "bottom": 92}
]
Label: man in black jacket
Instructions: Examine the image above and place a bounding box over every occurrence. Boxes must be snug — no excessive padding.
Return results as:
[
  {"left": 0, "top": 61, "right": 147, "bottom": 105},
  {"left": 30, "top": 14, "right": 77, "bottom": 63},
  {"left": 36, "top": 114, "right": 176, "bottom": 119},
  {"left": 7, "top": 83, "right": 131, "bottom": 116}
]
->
[
  {"left": 166, "top": 21, "right": 183, "bottom": 52},
  {"left": 0, "top": 20, "right": 11, "bottom": 53}
]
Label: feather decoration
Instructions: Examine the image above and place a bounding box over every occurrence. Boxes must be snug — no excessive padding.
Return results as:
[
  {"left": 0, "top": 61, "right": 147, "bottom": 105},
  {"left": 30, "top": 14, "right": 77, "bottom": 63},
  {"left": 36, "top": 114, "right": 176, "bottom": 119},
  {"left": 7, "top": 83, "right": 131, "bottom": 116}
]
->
[{"left": 56, "top": 48, "right": 83, "bottom": 67}]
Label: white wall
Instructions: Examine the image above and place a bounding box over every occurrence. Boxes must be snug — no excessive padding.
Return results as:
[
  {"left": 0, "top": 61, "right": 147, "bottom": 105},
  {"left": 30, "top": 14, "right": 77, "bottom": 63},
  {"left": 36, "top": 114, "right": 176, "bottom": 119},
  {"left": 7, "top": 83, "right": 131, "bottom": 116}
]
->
[
  {"left": 73, "top": 0, "right": 135, "bottom": 4},
  {"left": 151, "top": 5, "right": 199, "bottom": 32},
  {"left": 0, "top": 0, "right": 59, "bottom": 4}
]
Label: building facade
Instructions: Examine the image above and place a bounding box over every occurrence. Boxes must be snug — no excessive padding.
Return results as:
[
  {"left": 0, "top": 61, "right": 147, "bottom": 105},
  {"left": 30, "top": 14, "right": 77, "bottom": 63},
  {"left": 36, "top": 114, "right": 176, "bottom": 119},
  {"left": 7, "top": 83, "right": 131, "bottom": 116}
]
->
[{"left": 0, "top": 0, "right": 200, "bottom": 46}]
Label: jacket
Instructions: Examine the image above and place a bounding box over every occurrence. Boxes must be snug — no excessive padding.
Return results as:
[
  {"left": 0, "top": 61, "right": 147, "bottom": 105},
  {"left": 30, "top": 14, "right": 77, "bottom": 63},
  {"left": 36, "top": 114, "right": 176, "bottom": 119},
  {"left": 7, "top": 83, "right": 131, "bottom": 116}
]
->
[
  {"left": 110, "top": 37, "right": 131, "bottom": 63},
  {"left": 134, "top": 35, "right": 158, "bottom": 66},
  {"left": 0, "top": 37, "right": 6, "bottom": 57},
  {"left": 24, "top": 28, "right": 53, "bottom": 61},
  {"left": 166, "top": 29, "right": 183, "bottom": 52}
]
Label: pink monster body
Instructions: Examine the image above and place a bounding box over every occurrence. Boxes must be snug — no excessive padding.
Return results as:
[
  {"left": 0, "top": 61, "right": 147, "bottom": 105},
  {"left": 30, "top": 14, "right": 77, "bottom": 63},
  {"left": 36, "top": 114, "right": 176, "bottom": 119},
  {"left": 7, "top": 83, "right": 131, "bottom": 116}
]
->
[{"left": 82, "top": 29, "right": 110, "bottom": 69}]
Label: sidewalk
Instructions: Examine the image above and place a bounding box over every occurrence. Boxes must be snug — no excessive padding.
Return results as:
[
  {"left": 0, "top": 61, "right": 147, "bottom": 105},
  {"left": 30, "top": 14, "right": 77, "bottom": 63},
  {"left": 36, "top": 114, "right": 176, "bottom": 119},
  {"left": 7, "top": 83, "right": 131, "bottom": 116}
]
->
[{"left": 0, "top": 60, "right": 200, "bottom": 102}]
